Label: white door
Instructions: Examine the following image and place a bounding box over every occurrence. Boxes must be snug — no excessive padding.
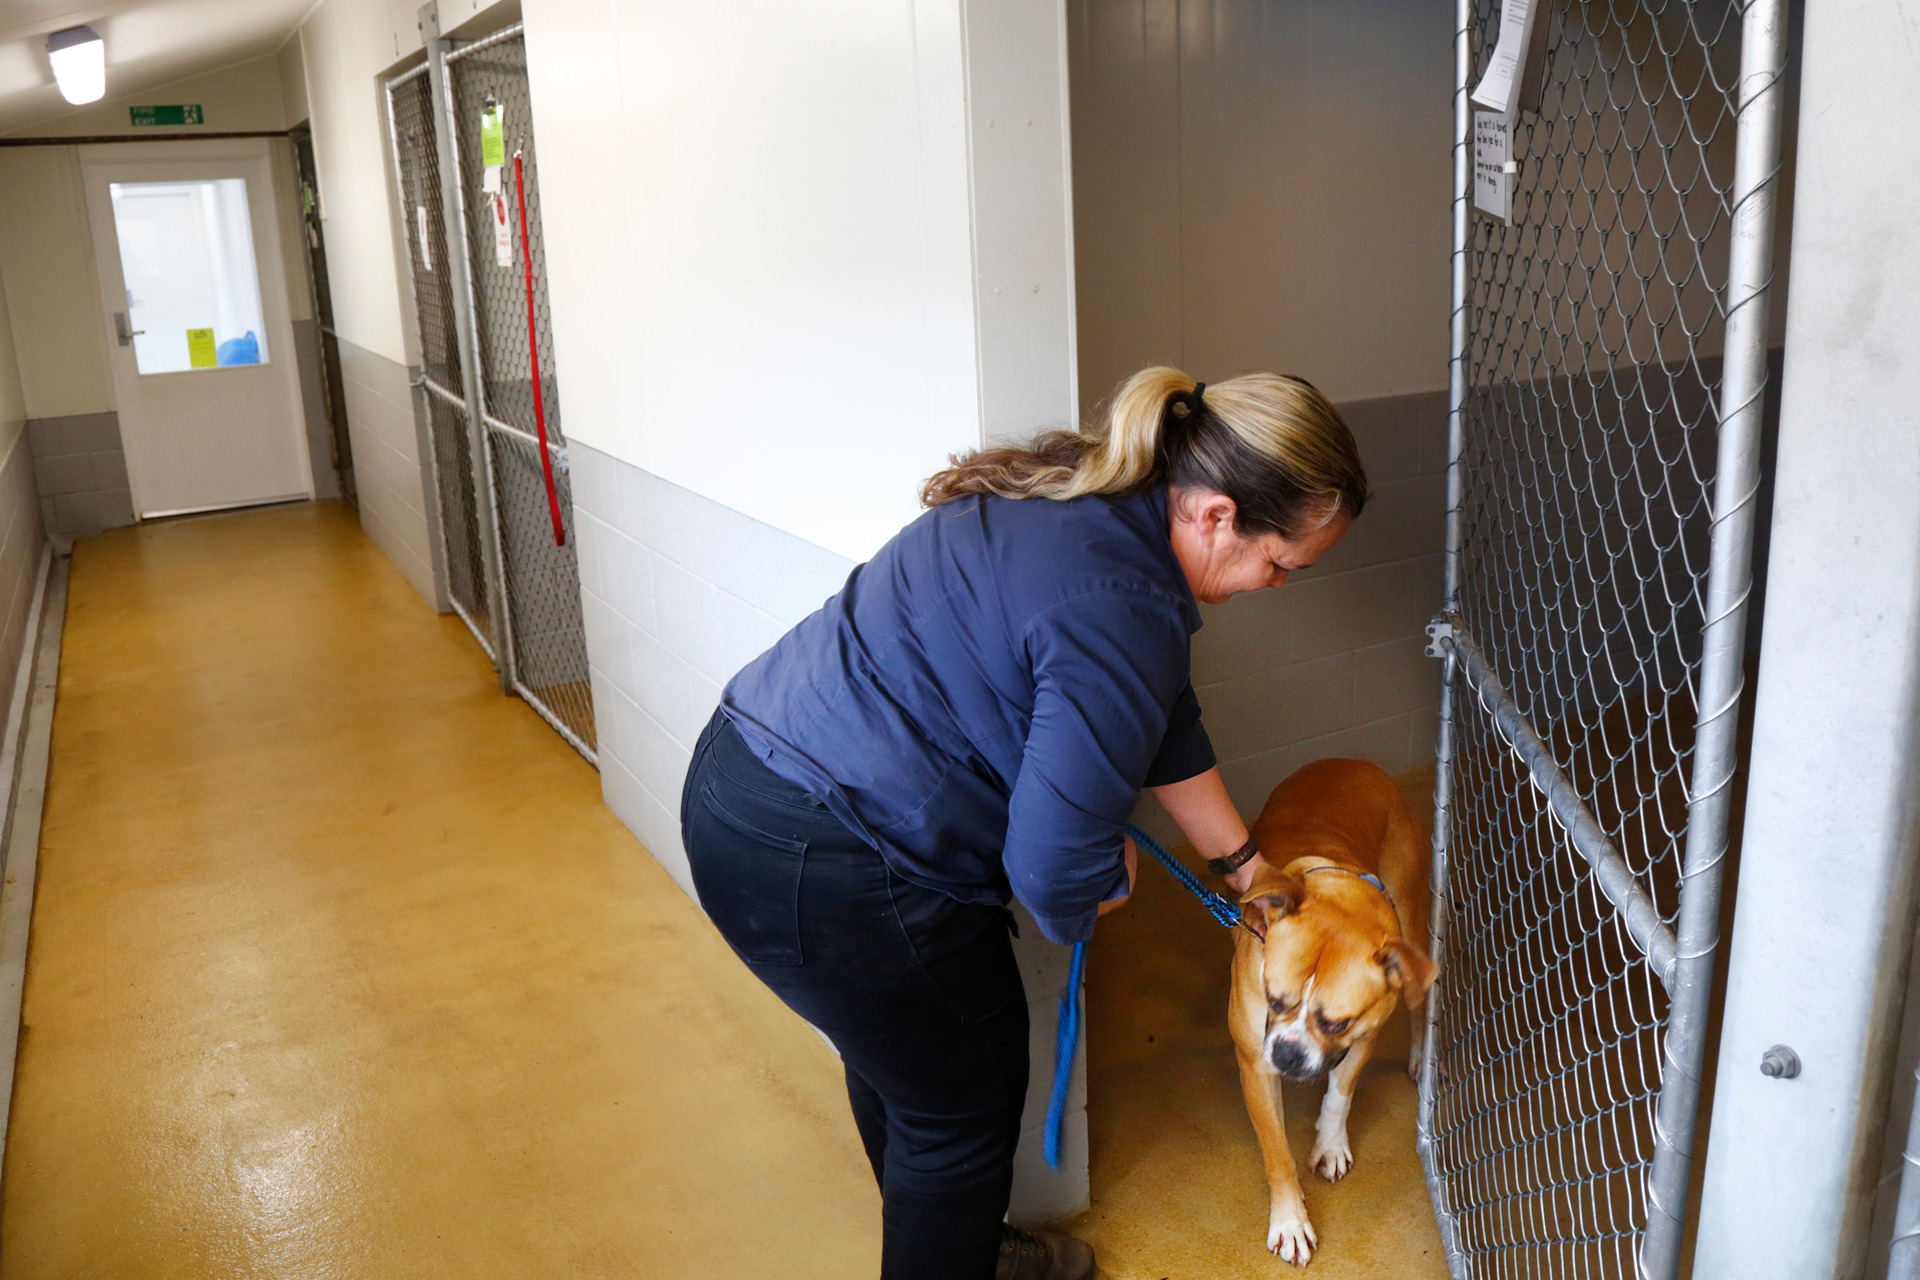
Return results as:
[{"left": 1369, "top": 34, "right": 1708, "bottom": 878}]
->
[{"left": 82, "top": 141, "right": 312, "bottom": 518}]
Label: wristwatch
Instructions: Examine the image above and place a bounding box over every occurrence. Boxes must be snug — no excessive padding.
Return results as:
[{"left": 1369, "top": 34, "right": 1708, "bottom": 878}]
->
[{"left": 1207, "top": 835, "right": 1261, "bottom": 878}]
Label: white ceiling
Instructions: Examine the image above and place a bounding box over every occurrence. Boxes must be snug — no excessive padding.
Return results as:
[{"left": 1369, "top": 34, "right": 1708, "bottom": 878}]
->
[{"left": 0, "top": 0, "right": 314, "bottom": 134}]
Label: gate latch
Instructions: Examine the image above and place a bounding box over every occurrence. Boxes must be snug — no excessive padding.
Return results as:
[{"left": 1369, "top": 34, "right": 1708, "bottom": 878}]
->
[{"left": 1425, "top": 614, "right": 1456, "bottom": 660}]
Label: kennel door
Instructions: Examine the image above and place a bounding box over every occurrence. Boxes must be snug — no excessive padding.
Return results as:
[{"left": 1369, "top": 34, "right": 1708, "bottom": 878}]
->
[
  {"left": 443, "top": 25, "right": 597, "bottom": 762},
  {"left": 386, "top": 61, "right": 504, "bottom": 667},
  {"left": 1415, "top": 3, "right": 1789, "bottom": 1279}
]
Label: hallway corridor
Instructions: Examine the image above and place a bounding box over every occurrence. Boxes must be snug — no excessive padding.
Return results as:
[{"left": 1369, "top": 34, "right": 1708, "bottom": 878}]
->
[{"left": 0, "top": 502, "right": 878, "bottom": 1278}]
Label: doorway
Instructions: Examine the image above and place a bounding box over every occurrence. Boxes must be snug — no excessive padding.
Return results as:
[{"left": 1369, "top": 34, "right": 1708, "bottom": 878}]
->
[
  {"left": 290, "top": 124, "right": 357, "bottom": 508},
  {"left": 81, "top": 140, "right": 313, "bottom": 519}
]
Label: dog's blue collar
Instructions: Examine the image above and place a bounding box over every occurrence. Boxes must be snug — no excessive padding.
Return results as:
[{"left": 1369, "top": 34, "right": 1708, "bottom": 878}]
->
[{"left": 1303, "top": 864, "right": 1391, "bottom": 900}]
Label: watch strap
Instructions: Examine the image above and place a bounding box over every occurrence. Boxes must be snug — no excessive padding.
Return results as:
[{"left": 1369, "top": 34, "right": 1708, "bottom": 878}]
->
[{"left": 1206, "top": 835, "right": 1261, "bottom": 878}]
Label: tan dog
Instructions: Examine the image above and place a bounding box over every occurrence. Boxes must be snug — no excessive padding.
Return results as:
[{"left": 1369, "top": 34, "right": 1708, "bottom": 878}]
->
[{"left": 1229, "top": 758, "right": 1436, "bottom": 1266}]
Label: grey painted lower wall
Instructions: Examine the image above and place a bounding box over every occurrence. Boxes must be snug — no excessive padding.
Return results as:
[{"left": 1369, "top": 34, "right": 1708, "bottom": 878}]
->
[
  {"left": 336, "top": 337, "right": 448, "bottom": 613},
  {"left": 569, "top": 440, "right": 1094, "bottom": 1223},
  {"left": 26, "top": 412, "right": 134, "bottom": 546},
  {"left": 292, "top": 319, "right": 343, "bottom": 503},
  {"left": 0, "top": 420, "right": 45, "bottom": 708}
]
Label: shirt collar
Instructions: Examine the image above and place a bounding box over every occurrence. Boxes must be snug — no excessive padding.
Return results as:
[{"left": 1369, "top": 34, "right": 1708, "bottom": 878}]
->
[{"left": 1142, "top": 487, "right": 1203, "bottom": 634}]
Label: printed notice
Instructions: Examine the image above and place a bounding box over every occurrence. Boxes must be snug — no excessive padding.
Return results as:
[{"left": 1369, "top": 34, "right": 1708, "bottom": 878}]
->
[
  {"left": 492, "top": 192, "right": 513, "bottom": 267},
  {"left": 1473, "top": 111, "right": 1513, "bottom": 223},
  {"left": 416, "top": 206, "right": 434, "bottom": 272},
  {"left": 1470, "top": 0, "right": 1551, "bottom": 118},
  {"left": 480, "top": 105, "right": 506, "bottom": 169},
  {"left": 186, "top": 328, "right": 217, "bottom": 369}
]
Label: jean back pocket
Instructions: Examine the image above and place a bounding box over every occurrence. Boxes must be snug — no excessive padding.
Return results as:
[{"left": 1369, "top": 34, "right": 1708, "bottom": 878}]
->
[{"left": 686, "top": 783, "right": 807, "bottom": 966}]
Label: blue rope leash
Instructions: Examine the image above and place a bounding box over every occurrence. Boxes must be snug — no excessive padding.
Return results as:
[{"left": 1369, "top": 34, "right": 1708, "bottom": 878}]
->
[
  {"left": 1042, "top": 938, "right": 1085, "bottom": 1170},
  {"left": 1126, "top": 823, "right": 1247, "bottom": 932},
  {"left": 1043, "top": 823, "right": 1247, "bottom": 1168}
]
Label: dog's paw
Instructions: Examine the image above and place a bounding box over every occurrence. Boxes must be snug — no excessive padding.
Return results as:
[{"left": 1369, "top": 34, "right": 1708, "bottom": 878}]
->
[
  {"left": 1407, "top": 1041, "right": 1424, "bottom": 1083},
  {"left": 1267, "top": 1213, "right": 1318, "bottom": 1266},
  {"left": 1311, "top": 1137, "right": 1353, "bottom": 1182}
]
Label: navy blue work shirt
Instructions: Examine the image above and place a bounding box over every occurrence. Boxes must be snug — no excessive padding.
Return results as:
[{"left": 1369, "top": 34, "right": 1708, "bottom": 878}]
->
[{"left": 722, "top": 486, "right": 1214, "bottom": 945}]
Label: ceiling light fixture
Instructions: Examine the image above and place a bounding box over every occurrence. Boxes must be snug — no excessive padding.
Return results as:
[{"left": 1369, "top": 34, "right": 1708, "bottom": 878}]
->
[{"left": 47, "top": 26, "right": 106, "bottom": 106}]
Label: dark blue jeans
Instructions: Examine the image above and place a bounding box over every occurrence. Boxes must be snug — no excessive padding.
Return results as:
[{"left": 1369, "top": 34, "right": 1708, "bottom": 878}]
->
[{"left": 681, "top": 712, "right": 1030, "bottom": 1280}]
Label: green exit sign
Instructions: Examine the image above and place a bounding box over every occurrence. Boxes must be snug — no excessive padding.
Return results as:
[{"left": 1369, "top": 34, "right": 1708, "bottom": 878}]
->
[{"left": 129, "top": 104, "right": 204, "bottom": 127}]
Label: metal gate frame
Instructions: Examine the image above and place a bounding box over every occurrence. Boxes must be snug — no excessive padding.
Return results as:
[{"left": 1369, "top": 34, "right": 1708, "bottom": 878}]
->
[
  {"left": 1416, "top": 3, "right": 1790, "bottom": 1278},
  {"left": 385, "top": 58, "right": 508, "bottom": 672},
  {"left": 441, "top": 24, "right": 597, "bottom": 762},
  {"left": 384, "top": 18, "right": 597, "bottom": 765}
]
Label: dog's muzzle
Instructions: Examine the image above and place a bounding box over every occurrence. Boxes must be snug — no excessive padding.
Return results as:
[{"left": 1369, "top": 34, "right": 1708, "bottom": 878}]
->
[{"left": 1268, "top": 1037, "right": 1350, "bottom": 1082}]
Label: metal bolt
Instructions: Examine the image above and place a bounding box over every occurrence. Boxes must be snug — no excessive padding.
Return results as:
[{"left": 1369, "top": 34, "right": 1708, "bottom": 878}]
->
[{"left": 1759, "top": 1044, "right": 1801, "bottom": 1079}]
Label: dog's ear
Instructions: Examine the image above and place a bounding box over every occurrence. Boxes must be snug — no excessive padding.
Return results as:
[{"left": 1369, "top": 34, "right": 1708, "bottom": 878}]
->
[
  {"left": 1376, "top": 939, "right": 1438, "bottom": 1007},
  {"left": 1239, "top": 874, "right": 1307, "bottom": 938}
]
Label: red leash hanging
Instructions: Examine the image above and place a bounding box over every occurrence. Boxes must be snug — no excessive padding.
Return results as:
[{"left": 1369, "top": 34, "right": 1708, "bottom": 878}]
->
[{"left": 513, "top": 149, "right": 567, "bottom": 547}]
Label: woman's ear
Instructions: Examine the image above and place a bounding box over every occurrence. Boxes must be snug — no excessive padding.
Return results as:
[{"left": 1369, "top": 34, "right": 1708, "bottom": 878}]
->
[{"left": 1169, "top": 487, "right": 1239, "bottom": 543}]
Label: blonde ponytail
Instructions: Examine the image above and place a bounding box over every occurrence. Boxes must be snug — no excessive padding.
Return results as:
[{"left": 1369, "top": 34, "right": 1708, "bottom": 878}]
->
[{"left": 920, "top": 366, "right": 1368, "bottom": 538}]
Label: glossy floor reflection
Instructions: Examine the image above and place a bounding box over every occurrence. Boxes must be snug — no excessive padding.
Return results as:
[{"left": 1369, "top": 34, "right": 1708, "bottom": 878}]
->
[
  {"left": 1065, "top": 768, "right": 1449, "bottom": 1279},
  {"left": 0, "top": 501, "right": 878, "bottom": 1279}
]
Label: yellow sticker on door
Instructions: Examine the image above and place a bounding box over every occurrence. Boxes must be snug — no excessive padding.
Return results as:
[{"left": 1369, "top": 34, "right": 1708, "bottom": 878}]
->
[{"left": 187, "top": 328, "right": 217, "bottom": 369}]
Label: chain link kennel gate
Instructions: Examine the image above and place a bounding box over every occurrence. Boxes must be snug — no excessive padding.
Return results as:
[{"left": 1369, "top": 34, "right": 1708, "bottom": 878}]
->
[
  {"left": 386, "top": 26, "right": 597, "bottom": 763},
  {"left": 388, "top": 62, "right": 501, "bottom": 661},
  {"left": 1416, "top": 2, "right": 1788, "bottom": 1278}
]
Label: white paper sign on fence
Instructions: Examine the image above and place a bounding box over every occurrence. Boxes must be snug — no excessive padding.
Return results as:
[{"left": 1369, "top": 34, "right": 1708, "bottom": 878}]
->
[
  {"left": 1474, "top": 111, "right": 1515, "bottom": 223},
  {"left": 1470, "top": 0, "right": 1552, "bottom": 118},
  {"left": 416, "top": 205, "right": 433, "bottom": 272},
  {"left": 492, "top": 191, "right": 513, "bottom": 268}
]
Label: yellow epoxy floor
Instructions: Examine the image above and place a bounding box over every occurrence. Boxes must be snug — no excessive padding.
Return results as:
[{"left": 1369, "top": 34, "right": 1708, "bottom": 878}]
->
[
  {"left": 1, "top": 499, "right": 1446, "bottom": 1279},
  {"left": 1066, "top": 770, "right": 1448, "bottom": 1279},
  {"left": 0, "top": 502, "right": 880, "bottom": 1278}
]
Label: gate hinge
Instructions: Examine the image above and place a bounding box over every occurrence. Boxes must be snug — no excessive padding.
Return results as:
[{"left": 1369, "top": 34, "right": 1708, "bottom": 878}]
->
[{"left": 1424, "top": 614, "right": 1456, "bottom": 659}]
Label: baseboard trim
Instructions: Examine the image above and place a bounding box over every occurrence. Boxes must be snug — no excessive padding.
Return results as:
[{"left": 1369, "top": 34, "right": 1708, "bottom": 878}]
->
[{"left": 0, "top": 546, "right": 68, "bottom": 1203}]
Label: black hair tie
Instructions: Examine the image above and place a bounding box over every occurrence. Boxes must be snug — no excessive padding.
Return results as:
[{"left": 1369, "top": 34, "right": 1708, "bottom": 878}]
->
[{"left": 1169, "top": 382, "right": 1208, "bottom": 421}]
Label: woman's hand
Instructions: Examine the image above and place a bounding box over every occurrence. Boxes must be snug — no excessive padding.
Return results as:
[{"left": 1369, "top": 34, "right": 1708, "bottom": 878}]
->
[
  {"left": 1098, "top": 836, "right": 1140, "bottom": 915},
  {"left": 1223, "top": 854, "right": 1267, "bottom": 896}
]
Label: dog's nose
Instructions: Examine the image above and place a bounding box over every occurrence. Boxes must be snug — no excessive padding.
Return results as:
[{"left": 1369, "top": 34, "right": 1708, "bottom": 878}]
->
[{"left": 1269, "top": 1039, "right": 1311, "bottom": 1076}]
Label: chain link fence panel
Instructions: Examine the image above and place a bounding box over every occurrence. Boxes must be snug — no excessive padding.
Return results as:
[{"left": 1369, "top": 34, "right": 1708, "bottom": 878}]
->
[
  {"left": 446, "top": 27, "right": 596, "bottom": 760},
  {"left": 388, "top": 64, "right": 493, "bottom": 655},
  {"left": 1420, "top": 1, "right": 1787, "bottom": 1277}
]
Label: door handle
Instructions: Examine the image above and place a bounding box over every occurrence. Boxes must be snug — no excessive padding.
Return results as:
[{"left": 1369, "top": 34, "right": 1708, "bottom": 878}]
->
[{"left": 113, "top": 311, "right": 145, "bottom": 347}]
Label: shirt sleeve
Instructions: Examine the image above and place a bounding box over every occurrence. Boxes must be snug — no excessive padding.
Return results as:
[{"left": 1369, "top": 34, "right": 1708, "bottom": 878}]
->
[
  {"left": 1003, "top": 589, "right": 1194, "bottom": 945},
  {"left": 1143, "top": 682, "right": 1215, "bottom": 787}
]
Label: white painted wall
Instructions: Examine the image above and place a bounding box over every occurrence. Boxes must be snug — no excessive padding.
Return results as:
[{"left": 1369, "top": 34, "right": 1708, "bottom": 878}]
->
[
  {"left": 0, "top": 149, "right": 113, "bottom": 420},
  {"left": 523, "top": 0, "right": 973, "bottom": 563},
  {"left": 278, "top": 33, "right": 310, "bottom": 127},
  {"left": 0, "top": 55, "right": 290, "bottom": 141},
  {"left": 297, "top": 0, "right": 414, "bottom": 366},
  {"left": 0, "top": 54, "right": 306, "bottom": 421},
  {"left": 525, "top": 0, "right": 1074, "bottom": 563},
  {"left": 1068, "top": 0, "right": 1452, "bottom": 407}
]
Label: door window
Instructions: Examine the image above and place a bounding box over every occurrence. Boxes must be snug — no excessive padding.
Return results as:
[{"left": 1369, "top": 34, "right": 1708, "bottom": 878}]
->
[{"left": 107, "top": 178, "right": 270, "bottom": 375}]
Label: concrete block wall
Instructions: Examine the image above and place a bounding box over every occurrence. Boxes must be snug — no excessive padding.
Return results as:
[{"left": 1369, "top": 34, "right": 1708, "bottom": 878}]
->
[
  {"left": 568, "top": 439, "right": 1092, "bottom": 1223},
  {"left": 336, "top": 337, "right": 447, "bottom": 613},
  {"left": 26, "top": 412, "right": 135, "bottom": 544}
]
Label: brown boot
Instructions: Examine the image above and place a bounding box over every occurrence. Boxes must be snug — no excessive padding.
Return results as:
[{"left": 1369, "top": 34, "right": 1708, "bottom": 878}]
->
[{"left": 995, "top": 1224, "right": 1095, "bottom": 1280}]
